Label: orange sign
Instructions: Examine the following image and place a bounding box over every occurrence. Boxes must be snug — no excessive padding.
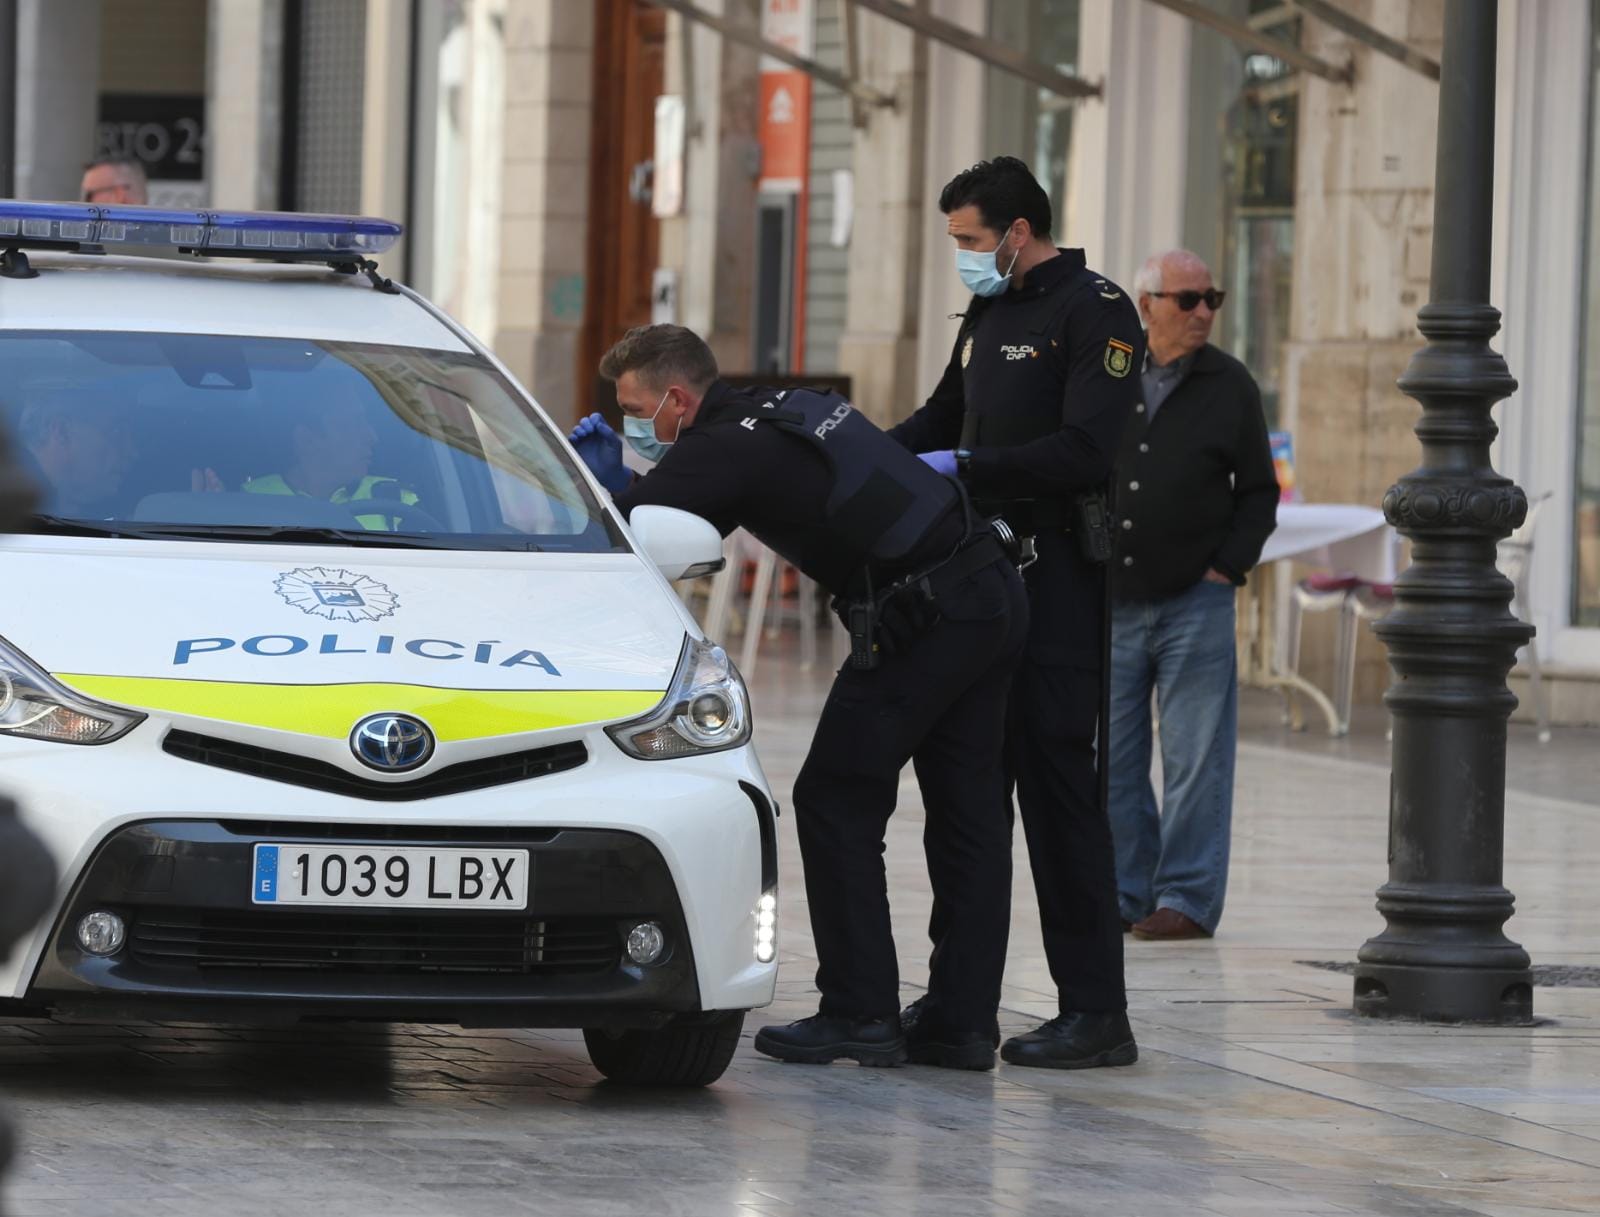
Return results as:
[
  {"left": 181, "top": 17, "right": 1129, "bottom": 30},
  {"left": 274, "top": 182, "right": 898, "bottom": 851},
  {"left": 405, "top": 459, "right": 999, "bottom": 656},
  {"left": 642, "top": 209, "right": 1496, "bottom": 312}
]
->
[{"left": 758, "top": 69, "right": 811, "bottom": 191}]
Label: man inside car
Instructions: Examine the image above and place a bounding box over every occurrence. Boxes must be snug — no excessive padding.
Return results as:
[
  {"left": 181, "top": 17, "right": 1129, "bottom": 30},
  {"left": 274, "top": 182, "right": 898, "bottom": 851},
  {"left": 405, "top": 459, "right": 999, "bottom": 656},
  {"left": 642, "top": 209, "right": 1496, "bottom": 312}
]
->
[
  {"left": 16, "top": 393, "right": 137, "bottom": 519},
  {"left": 242, "top": 396, "right": 421, "bottom": 531}
]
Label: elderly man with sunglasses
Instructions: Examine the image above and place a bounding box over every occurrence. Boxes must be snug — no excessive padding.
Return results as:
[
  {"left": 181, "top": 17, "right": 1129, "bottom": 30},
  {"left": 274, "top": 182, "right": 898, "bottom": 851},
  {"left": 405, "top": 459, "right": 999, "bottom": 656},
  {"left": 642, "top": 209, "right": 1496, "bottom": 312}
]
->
[{"left": 1107, "top": 249, "right": 1278, "bottom": 942}]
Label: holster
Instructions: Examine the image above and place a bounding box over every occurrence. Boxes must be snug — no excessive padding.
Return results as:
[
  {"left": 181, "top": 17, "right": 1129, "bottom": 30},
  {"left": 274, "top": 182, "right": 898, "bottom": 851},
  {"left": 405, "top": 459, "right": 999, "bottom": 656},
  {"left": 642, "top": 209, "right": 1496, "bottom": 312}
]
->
[{"left": 833, "top": 532, "right": 1006, "bottom": 669}]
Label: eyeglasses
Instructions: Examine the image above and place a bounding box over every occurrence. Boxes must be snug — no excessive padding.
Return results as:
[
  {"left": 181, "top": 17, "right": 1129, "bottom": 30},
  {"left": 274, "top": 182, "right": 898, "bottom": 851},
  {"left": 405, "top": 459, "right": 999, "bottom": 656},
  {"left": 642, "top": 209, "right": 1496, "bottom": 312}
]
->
[{"left": 1149, "top": 289, "right": 1226, "bottom": 311}]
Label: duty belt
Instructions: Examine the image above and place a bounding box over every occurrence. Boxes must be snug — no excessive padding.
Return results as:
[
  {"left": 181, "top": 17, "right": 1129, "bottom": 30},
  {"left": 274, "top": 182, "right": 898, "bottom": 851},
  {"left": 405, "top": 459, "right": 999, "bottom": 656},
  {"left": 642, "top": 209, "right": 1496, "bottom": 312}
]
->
[{"left": 889, "top": 530, "right": 1008, "bottom": 600}]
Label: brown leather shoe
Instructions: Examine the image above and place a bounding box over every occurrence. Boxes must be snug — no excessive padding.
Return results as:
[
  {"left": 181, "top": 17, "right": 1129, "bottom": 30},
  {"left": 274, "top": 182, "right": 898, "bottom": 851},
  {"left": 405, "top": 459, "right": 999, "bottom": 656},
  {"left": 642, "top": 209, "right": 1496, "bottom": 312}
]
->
[{"left": 1130, "top": 908, "right": 1211, "bottom": 940}]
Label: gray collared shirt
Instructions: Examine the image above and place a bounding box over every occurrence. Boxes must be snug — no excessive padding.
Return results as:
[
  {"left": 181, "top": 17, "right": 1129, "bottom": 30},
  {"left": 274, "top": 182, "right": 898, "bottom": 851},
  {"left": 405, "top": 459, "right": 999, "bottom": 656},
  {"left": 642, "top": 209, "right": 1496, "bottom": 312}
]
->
[{"left": 1141, "top": 349, "right": 1198, "bottom": 422}]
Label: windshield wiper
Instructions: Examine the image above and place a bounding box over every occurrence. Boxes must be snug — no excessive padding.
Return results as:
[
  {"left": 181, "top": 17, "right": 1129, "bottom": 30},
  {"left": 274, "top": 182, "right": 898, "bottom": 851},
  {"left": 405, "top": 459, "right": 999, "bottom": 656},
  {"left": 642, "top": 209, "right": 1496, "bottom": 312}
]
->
[
  {"left": 140, "top": 524, "right": 469, "bottom": 549},
  {"left": 19, "top": 514, "right": 202, "bottom": 542},
  {"left": 18, "top": 517, "right": 547, "bottom": 551},
  {"left": 16, "top": 517, "right": 466, "bottom": 549}
]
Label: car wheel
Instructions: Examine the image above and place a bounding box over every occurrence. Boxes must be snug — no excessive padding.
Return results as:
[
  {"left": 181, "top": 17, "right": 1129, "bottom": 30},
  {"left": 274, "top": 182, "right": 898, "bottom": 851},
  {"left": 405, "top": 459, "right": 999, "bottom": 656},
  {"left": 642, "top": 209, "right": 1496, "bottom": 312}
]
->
[{"left": 583, "top": 1010, "right": 745, "bottom": 1087}]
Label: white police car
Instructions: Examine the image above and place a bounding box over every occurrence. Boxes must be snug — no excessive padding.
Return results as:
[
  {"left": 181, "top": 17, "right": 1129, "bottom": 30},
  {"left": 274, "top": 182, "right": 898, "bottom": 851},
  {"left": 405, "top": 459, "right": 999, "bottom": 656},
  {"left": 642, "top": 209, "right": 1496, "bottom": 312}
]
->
[{"left": 0, "top": 202, "right": 778, "bottom": 1086}]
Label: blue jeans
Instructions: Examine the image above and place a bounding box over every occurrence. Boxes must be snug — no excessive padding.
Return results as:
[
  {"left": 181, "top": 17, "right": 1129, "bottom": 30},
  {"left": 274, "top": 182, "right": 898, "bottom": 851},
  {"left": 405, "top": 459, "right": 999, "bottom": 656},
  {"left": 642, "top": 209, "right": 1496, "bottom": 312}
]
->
[{"left": 1108, "top": 578, "right": 1238, "bottom": 934}]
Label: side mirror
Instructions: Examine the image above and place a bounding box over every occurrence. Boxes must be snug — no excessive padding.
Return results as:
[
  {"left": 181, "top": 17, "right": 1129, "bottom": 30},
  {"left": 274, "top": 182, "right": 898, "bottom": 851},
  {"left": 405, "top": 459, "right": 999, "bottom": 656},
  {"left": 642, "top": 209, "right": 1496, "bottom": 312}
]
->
[{"left": 629, "top": 504, "right": 726, "bottom": 581}]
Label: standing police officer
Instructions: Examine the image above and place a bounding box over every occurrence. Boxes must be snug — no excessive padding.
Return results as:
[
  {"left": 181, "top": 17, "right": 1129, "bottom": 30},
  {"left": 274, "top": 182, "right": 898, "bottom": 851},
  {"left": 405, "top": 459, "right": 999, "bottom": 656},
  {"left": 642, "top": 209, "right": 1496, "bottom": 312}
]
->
[
  {"left": 570, "top": 325, "right": 1028, "bottom": 1070},
  {"left": 891, "top": 157, "right": 1144, "bottom": 1069}
]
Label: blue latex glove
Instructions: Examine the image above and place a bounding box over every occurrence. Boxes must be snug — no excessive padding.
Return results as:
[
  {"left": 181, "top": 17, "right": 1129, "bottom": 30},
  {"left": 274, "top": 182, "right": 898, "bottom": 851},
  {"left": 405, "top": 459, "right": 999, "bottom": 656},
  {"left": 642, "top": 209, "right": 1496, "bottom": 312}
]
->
[
  {"left": 568, "top": 412, "right": 631, "bottom": 493},
  {"left": 919, "top": 449, "right": 958, "bottom": 478}
]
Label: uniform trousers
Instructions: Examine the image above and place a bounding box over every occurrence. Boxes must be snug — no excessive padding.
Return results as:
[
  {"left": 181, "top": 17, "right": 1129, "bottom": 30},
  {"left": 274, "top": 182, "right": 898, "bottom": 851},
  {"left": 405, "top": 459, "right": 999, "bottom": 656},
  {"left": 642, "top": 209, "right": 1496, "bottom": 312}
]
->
[
  {"left": 926, "top": 531, "right": 1128, "bottom": 1017},
  {"left": 792, "top": 558, "right": 1027, "bottom": 1029},
  {"left": 1012, "top": 534, "right": 1128, "bottom": 1012}
]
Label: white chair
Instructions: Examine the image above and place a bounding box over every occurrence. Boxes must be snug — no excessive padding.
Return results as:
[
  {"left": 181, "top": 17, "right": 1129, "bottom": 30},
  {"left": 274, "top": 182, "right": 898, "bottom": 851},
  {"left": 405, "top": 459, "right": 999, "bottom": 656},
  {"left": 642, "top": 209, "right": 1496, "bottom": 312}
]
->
[
  {"left": 1345, "top": 581, "right": 1394, "bottom": 736},
  {"left": 1499, "top": 492, "right": 1553, "bottom": 744},
  {"left": 1284, "top": 571, "right": 1362, "bottom": 733},
  {"left": 698, "top": 533, "right": 823, "bottom": 679},
  {"left": 1335, "top": 493, "right": 1552, "bottom": 744}
]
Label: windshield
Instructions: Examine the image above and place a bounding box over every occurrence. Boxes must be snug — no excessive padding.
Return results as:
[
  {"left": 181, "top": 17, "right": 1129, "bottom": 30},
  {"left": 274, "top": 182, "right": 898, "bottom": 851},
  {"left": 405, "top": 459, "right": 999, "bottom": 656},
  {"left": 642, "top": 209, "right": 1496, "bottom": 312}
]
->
[{"left": 0, "top": 330, "right": 622, "bottom": 552}]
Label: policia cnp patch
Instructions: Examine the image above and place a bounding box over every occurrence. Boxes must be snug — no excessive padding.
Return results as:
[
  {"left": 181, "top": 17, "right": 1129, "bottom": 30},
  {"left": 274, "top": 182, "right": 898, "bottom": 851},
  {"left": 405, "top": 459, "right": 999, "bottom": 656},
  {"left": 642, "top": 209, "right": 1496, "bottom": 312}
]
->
[{"left": 1104, "top": 338, "right": 1134, "bottom": 378}]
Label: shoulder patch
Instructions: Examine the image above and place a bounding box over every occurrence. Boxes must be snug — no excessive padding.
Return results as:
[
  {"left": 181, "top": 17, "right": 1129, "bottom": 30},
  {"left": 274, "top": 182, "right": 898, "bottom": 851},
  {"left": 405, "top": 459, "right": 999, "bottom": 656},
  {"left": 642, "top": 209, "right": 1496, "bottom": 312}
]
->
[
  {"left": 1094, "top": 278, "right": 1123, "bottom": 301},
  {"left": 1104, "top": 338, "right": 1134, "bottom": 379}
]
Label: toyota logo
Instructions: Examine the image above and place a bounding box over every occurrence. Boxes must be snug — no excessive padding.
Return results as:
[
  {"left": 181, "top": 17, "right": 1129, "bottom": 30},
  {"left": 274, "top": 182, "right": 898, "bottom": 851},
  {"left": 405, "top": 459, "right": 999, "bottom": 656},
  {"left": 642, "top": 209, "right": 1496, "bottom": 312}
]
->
[{"left": 350, "top": 714, "right": 435, "bottom": 772}]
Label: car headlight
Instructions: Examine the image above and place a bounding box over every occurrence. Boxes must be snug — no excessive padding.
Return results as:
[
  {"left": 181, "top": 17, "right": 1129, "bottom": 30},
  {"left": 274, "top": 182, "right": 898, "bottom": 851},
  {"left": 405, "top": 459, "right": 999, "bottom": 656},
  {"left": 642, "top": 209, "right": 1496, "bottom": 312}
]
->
[
  {"left": 0, "top": 635, "right": 145, "bottom": 744},
  {"left": 606, "top": 636, "right": 751, "bottom": 760}
]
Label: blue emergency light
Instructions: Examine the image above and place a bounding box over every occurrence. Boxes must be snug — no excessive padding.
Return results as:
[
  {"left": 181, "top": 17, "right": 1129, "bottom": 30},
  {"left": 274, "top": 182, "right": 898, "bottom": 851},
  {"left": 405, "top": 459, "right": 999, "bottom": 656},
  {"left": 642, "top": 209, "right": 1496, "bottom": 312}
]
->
[{"left": 0, "top": 200, "right": 401, "bottom": 260}]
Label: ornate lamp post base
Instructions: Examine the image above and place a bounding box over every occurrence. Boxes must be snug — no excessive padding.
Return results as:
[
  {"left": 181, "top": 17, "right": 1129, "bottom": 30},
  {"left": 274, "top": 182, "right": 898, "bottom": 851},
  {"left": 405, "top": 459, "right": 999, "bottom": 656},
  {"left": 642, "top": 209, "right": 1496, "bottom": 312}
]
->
[
  {"left": 1352, "top": 0, "right": 1534, "bottom": 1026},
  {"left": 1354, "top": 962, "right": 1532, "bottom": 1024}
]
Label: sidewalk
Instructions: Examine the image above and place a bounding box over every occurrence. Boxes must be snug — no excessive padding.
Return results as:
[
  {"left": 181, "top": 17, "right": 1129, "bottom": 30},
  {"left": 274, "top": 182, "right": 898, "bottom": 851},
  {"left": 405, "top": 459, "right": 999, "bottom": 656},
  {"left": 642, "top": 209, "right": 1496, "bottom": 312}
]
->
[
  {"left": 1, "top": 650, "right": 1597, "bottom": 1216},
  {"left": 745, "top": 647, "right": 1600, "bottom": 1216}
]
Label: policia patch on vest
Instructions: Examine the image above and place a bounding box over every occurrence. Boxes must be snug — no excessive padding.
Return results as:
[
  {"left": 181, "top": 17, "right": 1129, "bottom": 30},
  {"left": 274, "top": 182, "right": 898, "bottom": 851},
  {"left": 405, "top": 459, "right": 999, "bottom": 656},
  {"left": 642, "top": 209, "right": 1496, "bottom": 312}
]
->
[{"left": 1104, "top": 338, "right": 1134, "bottom": 378}]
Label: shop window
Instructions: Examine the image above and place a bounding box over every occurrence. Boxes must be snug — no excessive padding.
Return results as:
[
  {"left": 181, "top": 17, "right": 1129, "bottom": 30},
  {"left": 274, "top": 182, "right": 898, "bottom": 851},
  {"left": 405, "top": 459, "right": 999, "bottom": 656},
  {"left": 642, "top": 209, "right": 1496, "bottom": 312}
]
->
[
  {"left": 984, "top": 0, "right": 1082, "bottom": 230},
  {"left": 1573, "top": 0, "right": 1600, "bottom": 625},
  {"left": 1205, "top": 2, "right": 1299, "bottom": 429}
]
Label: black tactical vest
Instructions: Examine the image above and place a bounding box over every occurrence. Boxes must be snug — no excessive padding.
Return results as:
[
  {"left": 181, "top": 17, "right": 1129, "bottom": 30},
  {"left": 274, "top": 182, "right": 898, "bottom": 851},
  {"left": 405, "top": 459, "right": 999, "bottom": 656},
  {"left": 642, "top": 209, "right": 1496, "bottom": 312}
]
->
[{"left": 744, "top": 388, "right": 958, "bottom": 565}]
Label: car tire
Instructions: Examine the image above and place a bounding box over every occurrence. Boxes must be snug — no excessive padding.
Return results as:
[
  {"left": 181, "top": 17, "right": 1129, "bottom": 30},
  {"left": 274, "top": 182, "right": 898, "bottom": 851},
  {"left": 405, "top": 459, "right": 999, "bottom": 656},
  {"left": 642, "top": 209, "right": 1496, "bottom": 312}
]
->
[{"left": 583, "top": 1010, "right": 744, "bottom": 1087}]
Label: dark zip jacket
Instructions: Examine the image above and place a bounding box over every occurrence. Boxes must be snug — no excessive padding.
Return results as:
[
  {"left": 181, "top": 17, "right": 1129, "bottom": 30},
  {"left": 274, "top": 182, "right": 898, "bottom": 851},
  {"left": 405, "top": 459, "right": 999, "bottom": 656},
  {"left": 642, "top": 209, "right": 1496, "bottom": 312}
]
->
[{"left": 1112, "top": 342, "right": 1278, "bottom": 601}]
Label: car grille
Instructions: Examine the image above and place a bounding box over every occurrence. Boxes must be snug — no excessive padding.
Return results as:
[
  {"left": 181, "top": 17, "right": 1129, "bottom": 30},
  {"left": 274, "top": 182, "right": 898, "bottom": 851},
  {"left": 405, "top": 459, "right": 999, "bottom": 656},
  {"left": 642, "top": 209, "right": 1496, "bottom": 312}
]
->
[
  {"left": 162, "top": 730, "right": 587, "bottom": 800},
  {"left": 128, "top": 908, "right": 620, "bottom": 975}
]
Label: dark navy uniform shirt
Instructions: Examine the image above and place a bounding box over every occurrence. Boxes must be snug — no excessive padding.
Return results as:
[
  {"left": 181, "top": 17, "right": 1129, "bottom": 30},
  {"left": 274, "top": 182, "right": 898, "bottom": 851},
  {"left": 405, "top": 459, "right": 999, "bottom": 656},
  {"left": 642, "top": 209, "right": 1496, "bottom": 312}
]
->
[{"left": 888, "top": 248, "right": 1144, "bottom": 506}]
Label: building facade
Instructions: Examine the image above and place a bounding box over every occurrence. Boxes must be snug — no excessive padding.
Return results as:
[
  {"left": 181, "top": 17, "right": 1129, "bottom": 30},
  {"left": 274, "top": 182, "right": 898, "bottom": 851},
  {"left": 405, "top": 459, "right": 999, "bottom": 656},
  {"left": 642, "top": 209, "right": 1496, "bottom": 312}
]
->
[{"left": 10, "top": 0, "right": 1600, "bottom": 720}]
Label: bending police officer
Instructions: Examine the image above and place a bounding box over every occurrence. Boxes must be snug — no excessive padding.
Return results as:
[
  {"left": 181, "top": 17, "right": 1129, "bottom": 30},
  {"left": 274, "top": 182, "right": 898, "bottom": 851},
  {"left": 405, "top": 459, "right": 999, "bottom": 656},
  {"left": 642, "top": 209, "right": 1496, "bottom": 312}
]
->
[
  {"left": 891, "top": 157, "right": 1143, "bottom": 1069},
  {"left": 570, "top": 325, "right": 1028, "bottom": 1070}
]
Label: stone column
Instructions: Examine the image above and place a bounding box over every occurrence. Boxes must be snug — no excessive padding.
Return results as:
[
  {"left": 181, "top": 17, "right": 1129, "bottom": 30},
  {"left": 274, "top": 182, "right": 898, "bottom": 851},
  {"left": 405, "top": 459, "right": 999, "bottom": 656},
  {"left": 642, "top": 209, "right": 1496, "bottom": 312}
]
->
[
  {"left": 835, "top": 2, "right": 927, "bottom": 426},
  {"left": 13, "top": 0, "right": 100, "bottom": 202},
  {"left": 494, "top": 0, "right": 594, "bottom": 423},
  {"left": 207, "top": 0, "right": 283, "bottom": 212}
]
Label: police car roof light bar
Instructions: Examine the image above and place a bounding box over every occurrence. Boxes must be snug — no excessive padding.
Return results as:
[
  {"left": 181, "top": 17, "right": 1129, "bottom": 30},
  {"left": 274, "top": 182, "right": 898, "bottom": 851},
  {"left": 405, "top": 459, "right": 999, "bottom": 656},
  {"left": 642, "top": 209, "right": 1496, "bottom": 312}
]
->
[{"left": 0, "top": 200, "right": 401, "bottom": 270}]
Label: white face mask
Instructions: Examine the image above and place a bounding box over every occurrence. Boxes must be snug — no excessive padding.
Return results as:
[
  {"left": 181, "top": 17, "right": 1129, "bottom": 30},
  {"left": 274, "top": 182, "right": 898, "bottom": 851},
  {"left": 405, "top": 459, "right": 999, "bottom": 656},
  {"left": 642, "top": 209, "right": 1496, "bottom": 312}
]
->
[
  {"left": 622, "top": 390, "right": 678, "bottom": 463},
  {"left": 956, "top": 227, "right": 1022, "bottom": 297}
]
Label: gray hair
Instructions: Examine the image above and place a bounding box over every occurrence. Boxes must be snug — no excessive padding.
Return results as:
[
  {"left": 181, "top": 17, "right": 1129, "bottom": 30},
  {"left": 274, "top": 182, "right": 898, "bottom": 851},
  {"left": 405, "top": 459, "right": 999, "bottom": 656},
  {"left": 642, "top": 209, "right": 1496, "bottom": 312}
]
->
[
  {"left": 1133, "top": 249, "right": 1211, "bottom": 296},
  {"left": 82, "top": 156, "right": 148, "bottom": 187}
]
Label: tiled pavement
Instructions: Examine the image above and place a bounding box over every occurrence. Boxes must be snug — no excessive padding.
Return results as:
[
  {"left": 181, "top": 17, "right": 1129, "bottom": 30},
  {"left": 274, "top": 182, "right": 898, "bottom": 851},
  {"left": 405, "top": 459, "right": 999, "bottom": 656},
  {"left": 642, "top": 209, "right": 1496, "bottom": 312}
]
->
[{"left": 2, "top": 647, "right": 1598, "bottom": 1216}]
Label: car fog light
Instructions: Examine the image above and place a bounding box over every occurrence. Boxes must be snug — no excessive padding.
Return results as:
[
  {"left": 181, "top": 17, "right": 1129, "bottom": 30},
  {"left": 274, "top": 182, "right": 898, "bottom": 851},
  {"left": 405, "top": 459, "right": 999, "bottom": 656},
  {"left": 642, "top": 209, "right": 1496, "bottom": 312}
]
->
[
  {"left": 626, "top": 921, "right": 666, "bottom": 965},
  {"left": 755, "top": 891, "right": 778, "bottom": 963},
  {"left": 76, "top": 910, "right": 126, "bottom": 956}
]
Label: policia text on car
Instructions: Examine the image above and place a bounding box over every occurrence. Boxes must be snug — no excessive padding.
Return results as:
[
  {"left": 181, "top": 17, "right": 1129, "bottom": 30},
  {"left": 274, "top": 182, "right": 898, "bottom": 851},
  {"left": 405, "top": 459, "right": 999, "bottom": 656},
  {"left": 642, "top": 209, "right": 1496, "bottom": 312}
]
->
[
  {"left": 570, "top": 324, "right": 1028, "bottom": 1070},
  {"left": 891, "top": 157, "right": 1144, "bottom": 1070}
]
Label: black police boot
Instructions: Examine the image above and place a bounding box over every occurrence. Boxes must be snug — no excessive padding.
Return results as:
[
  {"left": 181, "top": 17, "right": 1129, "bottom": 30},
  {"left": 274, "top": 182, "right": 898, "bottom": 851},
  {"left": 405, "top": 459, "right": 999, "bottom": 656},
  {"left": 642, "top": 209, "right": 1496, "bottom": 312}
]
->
[
  {"left": 900, "top": 995, "right": 1000, "bottom": 1069},
  {"left": 753, "top": 1013, "right": 906, "bottom": 1067},
  {"left": 999, "top": 1011, "right": 1138, "bottom": 1070}
]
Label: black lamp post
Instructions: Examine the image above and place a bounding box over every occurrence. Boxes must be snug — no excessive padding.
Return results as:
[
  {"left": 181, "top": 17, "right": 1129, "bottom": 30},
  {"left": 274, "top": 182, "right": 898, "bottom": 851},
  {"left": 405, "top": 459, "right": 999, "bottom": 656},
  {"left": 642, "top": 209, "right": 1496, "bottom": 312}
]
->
[{"left": 1354, "top": 0, "right": 1534, "bottom": 1024}]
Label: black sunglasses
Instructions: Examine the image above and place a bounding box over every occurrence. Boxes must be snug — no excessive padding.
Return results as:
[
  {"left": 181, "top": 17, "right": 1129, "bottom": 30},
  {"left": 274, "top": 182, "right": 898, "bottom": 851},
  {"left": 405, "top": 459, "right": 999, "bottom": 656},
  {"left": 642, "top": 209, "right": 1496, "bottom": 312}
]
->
[{"left": 1149, "top": 289, "right": 1226, "bottom": 311}]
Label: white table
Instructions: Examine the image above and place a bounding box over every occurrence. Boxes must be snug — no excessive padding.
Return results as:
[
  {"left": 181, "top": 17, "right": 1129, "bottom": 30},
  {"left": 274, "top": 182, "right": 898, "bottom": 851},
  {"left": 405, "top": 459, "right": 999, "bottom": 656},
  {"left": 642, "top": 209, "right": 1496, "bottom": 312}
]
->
[
  {"left": 1239, "top": 503, "right": 1399, "bottom": 735},
  {"left": 1260, "top": 503, "right": 1396, "bottom": 581}
]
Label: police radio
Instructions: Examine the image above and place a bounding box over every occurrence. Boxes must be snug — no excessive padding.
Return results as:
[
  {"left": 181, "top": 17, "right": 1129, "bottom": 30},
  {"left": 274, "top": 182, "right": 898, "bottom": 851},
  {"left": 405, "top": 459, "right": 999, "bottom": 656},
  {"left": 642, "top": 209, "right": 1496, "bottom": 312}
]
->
[{"left": 1074, "top": 492, "right": 1114, "bottom": 565}]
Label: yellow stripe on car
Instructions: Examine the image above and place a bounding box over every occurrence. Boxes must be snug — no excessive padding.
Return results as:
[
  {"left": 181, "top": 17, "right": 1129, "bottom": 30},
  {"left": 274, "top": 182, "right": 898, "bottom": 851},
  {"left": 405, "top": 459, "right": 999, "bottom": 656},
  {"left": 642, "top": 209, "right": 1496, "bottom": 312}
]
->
[{"left": 53, "top": 675, "right": 664, "bottom": 742}]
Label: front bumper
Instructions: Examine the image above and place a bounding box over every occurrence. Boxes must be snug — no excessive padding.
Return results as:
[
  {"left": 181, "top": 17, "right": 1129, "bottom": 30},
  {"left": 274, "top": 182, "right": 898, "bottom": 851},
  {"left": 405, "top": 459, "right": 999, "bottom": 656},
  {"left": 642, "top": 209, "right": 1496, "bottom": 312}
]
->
[
  {"left": 28, "top": 820, "right": 703, "bottom": 1027},
  {"left": 3, "top": 719, "right": 780, "bottom": 1022}
]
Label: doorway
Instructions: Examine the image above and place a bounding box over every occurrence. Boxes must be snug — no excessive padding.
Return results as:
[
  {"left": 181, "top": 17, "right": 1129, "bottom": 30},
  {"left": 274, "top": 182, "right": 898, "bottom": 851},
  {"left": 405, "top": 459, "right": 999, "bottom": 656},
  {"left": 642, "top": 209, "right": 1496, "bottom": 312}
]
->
[{"left": 580, "top": 0, "right": 667, "bottom": 421}]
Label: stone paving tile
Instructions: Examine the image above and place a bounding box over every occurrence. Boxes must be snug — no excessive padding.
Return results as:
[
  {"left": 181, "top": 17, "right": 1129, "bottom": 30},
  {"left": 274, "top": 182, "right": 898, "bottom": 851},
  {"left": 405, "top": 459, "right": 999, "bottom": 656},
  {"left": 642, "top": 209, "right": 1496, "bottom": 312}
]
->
[{"left": 4, "top": 656, "right": 1600, "bottom": 1214}]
